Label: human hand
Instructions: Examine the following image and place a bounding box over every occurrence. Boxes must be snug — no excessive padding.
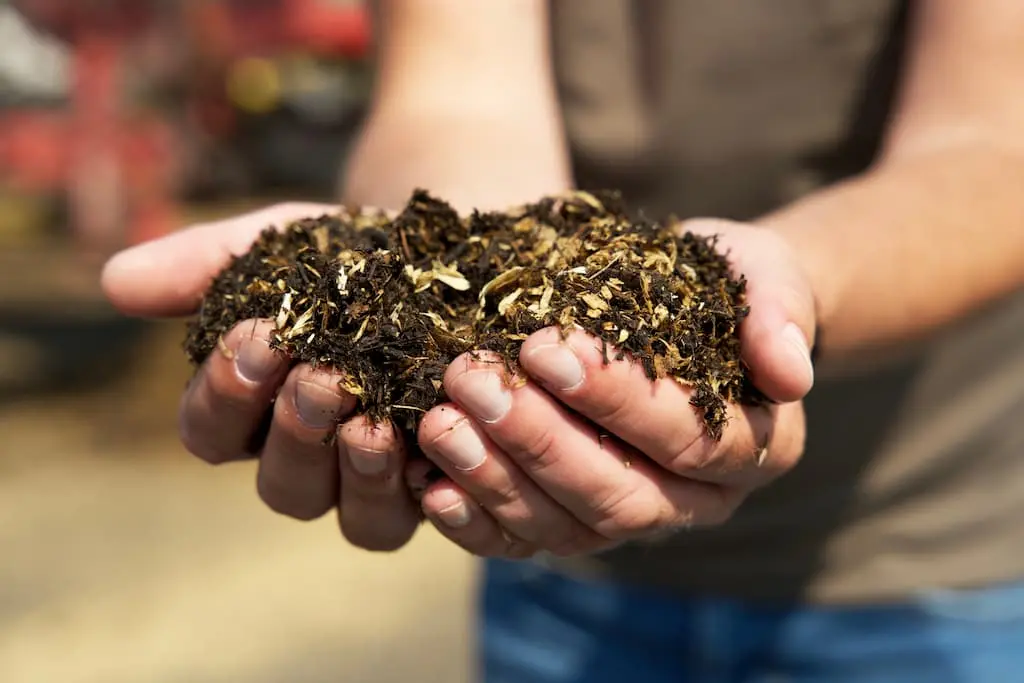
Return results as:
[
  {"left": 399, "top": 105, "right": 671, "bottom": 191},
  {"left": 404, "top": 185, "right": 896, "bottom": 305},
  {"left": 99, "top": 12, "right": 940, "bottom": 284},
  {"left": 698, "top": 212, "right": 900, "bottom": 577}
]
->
[
  {"left": 409, "top": 220, "right": 817, "bottom": 557},
  {"left": 101, "top": 204, "right": 422, "bottom": 551}
]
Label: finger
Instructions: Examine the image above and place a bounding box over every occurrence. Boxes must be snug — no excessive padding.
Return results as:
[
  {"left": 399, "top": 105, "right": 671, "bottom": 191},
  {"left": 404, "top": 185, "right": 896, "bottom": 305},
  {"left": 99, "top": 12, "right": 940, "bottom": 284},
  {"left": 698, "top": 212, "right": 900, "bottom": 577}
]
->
[
  {"left": 179, "top": 319, "right": 289, "bottom": 464},
  {"left": 404, "top": 458, "right": 437, "bottom": 503},
  {"left": 442, "top": 352, "right": 737, "bottom": 538},
  {"left": 519, "top": 327, "right": 783, "bottom": 488},
  {"left": 337, "top": 416, "right": 421, "bottom": 551},
  {"left": 101, "top": 203, "right": 338, "bottom": 318},
  {"left": 421, "top": 480, "right": 537, "bottom": 559},
  {"left": 680, "top": 219, "right": 816, "bottom": 403},
  {"left": 255, "top": 364, "right": 357, "bottom": 520},
  {"left": 417, "top": 402, "right": 608, "bottom": 555}
]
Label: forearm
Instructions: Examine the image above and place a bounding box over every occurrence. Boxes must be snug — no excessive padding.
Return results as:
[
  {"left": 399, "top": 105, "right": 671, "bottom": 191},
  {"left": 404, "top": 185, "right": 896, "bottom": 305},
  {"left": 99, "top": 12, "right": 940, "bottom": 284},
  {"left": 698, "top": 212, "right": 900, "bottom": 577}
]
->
[
  {"left": 764, "top": 143, "right": 1024, "bottom": 363},
  {"left": 342, "top": 0, "right": 571, "bottom": 211}
]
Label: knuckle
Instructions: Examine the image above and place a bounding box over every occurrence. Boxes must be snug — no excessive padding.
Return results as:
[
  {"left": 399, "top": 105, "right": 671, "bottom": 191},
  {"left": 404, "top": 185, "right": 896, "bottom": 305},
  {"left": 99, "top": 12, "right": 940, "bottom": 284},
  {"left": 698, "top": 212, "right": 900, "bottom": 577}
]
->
[
  {"left": 665, "top": 429, "right": 720, "bottom": 474},
  {"left": 509, "top": 425, "right": 560, "bottom": 474},
  {"left": 465, "top": 477, "right": 555, "bottom": 543},
  {"left": 590, "top": 482, "right": 666, "bottom": 540},
  {"left": 486, "top": 469, "right": 528, "bottom": 509},
  {"left": 584, "top": 384, "right": 634, "bottom": 427}
]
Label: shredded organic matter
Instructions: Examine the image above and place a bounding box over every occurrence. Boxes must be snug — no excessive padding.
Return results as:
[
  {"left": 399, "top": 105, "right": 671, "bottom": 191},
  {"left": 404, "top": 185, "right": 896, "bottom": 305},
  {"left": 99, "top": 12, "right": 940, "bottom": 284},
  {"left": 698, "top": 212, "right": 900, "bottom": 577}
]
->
[{"left": 184, "top": 189, "right": 767, "bottom": 446}]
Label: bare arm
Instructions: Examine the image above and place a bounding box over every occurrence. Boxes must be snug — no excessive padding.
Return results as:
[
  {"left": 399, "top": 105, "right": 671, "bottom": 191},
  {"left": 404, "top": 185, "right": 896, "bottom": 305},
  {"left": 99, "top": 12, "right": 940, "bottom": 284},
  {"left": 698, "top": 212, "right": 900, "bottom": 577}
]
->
[
  {"left": 349, "top": 2, "right": 1024, "bottom": 365},
  {"left": 763, "top": 0, "right": 1024, "bottom": 363},
  {"left": 342, "top": 0, "right": 571, "bottom": 211}
]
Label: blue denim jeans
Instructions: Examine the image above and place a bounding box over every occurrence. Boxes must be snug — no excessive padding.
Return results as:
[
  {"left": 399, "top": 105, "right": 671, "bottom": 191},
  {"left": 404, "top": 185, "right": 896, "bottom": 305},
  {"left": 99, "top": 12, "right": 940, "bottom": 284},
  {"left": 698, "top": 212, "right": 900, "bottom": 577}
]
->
[{"left": 479, "top": 558, "right": 1024, "bottom": 683}]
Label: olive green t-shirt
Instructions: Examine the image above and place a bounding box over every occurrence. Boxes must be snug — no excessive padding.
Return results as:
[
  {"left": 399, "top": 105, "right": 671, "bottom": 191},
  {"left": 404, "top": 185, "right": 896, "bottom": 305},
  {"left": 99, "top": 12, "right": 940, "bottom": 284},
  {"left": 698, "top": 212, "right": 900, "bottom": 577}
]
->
[{"left": 545, "top": 0, "right": 1024, "bottom": 604}]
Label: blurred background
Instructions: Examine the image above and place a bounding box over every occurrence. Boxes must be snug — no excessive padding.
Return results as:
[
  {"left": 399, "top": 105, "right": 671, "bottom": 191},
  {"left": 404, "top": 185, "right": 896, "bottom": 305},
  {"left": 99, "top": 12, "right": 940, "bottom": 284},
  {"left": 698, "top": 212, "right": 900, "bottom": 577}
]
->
[{"left": 0, "top": 1, "right": 475, "bottom": 681}]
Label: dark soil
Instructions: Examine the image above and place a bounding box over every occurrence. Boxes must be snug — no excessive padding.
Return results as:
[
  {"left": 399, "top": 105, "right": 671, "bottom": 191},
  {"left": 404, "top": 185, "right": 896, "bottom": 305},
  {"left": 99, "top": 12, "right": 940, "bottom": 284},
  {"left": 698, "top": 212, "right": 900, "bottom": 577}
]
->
[{"left": 184, "top": 190, "right": 766, "bottom": 447}]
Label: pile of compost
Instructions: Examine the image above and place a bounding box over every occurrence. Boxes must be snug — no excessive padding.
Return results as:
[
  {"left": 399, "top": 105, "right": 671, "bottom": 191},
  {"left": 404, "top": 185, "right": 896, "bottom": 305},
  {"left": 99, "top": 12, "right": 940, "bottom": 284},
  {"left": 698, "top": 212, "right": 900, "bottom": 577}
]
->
[{"left": 184, "top": 190, "right": 765, "bottom": 444}]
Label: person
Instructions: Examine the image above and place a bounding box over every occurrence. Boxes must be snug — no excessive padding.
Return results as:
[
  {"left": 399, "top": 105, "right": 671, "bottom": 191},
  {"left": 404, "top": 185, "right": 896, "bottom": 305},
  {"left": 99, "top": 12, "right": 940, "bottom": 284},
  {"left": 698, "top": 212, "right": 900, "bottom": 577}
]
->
[{"left": 101, "top": 1, "right": 1024, "bottom": 680}]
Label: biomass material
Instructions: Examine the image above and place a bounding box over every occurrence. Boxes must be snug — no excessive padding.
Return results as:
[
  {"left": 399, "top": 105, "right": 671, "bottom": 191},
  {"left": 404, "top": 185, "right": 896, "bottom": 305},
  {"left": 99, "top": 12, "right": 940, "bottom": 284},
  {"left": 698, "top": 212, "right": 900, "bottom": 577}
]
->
[{"left": 184, "top": 190, "right": 765, "bottom": 445}]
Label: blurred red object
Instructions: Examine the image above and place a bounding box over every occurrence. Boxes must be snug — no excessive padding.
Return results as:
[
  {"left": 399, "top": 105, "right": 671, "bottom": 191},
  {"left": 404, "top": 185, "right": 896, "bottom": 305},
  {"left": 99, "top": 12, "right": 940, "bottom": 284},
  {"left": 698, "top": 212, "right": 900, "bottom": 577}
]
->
[
  {"left": 0, "top": 0, "right": 372, "bottom": 253},
  {"left": 10, "top": 0, "right": 154, "bottom": 40},
  {"left": 188, "top": 0, "right": 370, "bottom": 61}
]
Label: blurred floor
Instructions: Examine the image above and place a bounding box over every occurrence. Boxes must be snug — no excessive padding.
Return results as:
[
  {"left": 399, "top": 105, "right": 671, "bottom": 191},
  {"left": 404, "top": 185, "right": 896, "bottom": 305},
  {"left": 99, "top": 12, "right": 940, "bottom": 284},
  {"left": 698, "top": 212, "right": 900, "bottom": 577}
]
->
[{"left": 0, "top": 207, "right": 477, "bottom": 682}]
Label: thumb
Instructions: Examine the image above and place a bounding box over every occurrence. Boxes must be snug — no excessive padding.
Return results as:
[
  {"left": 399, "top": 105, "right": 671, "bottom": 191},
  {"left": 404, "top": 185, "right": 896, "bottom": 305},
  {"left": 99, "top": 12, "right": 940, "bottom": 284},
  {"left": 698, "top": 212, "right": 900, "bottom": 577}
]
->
[
  {"left": 101, "top": 203, "right": 337, "bottom": 318},
  {"left": 681, "top": 219, "right": 817, "bottom": 404}
]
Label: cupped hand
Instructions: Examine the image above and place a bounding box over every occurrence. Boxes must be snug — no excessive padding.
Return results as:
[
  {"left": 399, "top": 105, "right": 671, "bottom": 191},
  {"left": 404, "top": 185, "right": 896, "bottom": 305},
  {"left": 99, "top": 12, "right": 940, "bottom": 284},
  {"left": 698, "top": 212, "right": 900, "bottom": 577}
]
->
[
  {"left": 102, "top": 204, "right": 422, "bottom": 551},
  {"left": 103, "top": 207, "right": 815, "bottom": 559},
  {"left": 411, "top": 220, "right": 817, "bottom": 557}
]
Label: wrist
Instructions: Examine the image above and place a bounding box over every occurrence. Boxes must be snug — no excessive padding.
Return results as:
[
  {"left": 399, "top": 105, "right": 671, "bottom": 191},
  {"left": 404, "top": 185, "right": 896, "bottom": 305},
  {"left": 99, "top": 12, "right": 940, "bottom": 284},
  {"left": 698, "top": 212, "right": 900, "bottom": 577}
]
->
[
  {"left": 757, "top": 176, "right": 869, "bottom": 360},
  {"left": 341, "top": 108, "right": 572, "bottom": 212}
]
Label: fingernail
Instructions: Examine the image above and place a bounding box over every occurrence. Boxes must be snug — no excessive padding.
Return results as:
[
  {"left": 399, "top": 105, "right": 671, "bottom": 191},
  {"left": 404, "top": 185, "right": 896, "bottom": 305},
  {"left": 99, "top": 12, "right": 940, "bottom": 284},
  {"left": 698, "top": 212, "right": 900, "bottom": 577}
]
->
[
  {"left": 348, "top": 445, "right": 388, "bottom": 476},
  {"left": 451, "top": 371, "right": 511, "bottom": 423},
  {"left": 782, "top": 323, "right": 814, "bottom": 386},
  {"left": 523, "top": 343, "right": 584, "bottom": 391},
  {"left": 435, "top": 501, "right": 471, "bottom": 528},
  {"left": 432, "top": 418, "right": 487, "bottom": 471},
  {"left": 236, "top": 336, "right": 278, "bottom": 383},
  {"left": 295, "top": 380, "right": 343, "bottom": 429}
]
